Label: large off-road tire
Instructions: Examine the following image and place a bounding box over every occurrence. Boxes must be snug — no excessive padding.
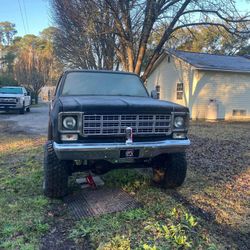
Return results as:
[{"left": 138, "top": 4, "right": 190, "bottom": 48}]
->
[
  {"left": 43, "top": 141, "right": 69, "bottom": 198},
  {"left": 152, "top": 152, "right": 187, "bottom": 188}
]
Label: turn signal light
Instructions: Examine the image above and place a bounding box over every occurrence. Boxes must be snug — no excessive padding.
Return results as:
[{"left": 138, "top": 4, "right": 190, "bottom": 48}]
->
[
  {"left": 173, "top": 132, "right": 186, "bottom": 139},
  {"left": 61, "top": 134, "right": 78, "bottom": 141}
]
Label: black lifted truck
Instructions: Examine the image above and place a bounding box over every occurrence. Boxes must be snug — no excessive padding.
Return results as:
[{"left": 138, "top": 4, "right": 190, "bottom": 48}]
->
[{"left": 44, "top": 70, "right": 190, "bottom": 198}]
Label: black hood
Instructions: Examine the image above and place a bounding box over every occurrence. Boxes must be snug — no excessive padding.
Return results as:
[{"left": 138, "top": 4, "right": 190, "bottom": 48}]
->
[{"left": 59, "top": 96, "right": 188, "bottom": 114}]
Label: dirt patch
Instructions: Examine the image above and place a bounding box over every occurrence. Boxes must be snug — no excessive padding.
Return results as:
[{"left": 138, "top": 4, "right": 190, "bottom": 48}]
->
[
  {"left": 40, "top": 203, "right": 90, "bottom": 250},
  {"left": 170, "top": 191, "right": 250, "bottom": 249},
  {"left": 137, "top": 122, "right": 250, "bottom": 249}
]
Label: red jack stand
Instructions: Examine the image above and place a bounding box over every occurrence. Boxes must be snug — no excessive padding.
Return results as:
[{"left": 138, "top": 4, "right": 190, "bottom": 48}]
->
[{"left": 86, "top": 172, "right": 97, "bottom": 189}]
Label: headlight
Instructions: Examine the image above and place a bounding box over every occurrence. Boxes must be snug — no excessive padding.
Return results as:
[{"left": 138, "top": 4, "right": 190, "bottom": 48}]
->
[
  {"left": 174, "top": 116, "right": 184, "bottom": 128},
  {"left": 63, "top": 116, "right": 77, "bottom": 130},
  {"left": 17, "top": 97, "right": 24, "bottom": 102}
]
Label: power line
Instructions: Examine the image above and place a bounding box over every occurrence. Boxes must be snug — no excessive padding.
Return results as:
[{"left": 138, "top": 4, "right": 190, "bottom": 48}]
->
[
  {"left": 22, "top": 0, "right": 30, "bottom": 33},
  {"left": 17, "top": 0, "right": 27, "bottom": 34}
]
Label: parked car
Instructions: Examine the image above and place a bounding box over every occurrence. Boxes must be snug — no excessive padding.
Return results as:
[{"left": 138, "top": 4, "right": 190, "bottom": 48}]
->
[
  {"left": 0, "top": 86, "right": 31, "bottom": 114},
  {"left": 44, "top": 70, "right": 190, "bottom": 198}
]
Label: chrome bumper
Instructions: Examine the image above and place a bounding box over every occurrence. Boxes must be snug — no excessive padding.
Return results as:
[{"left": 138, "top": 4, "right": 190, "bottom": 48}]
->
[{"left": 53, "top": 139, "right": 190, "bottom": 161}]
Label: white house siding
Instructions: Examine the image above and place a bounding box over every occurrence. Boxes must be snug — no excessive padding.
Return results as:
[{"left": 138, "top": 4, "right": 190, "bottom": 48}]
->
[
  {"left": 191, "top": 71, "right": 250, "bottom": 120},
  {"left": 147, "top": 56, "right": 196, "bottom": 113},
  {"left": 147, "top": 55, "right": 250, "bottom": 120}
]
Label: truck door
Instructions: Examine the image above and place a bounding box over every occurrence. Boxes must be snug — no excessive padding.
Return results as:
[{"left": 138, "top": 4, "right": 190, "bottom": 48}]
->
[{"left": 23, "top": 88, "right": 30, "bottom": 107}]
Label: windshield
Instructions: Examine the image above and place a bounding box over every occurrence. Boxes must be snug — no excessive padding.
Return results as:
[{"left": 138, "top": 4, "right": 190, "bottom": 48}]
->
[
  {"left": 61, "top": 72, "right": 148, "bottom": 97},
  {"left": 0, "top": 87, "right": 23, "bottom": 94}
]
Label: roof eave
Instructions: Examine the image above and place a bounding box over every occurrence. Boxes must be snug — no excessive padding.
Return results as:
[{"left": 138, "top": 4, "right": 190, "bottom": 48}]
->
[
  {"left": 146, "top": 50, "right": 250, "bottom": 77},
  {"left": 146, "top": 52, "right": 168, "bottom": 78},
  {"left": 195, "top": 67, "right": 250, "bottom": 74}
]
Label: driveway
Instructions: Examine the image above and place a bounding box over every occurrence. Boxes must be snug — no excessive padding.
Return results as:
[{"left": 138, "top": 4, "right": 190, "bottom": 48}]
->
[{"left": 0, "top": 103, "right": 49, "bottom": 135}]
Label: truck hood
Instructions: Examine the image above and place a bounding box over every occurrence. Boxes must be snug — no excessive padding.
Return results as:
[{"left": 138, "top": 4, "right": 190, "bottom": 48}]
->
[
  {"left": 59, "top": 96, "right": 188, "bottom": 113},
  {"left": 0, "top": 93, "right": 23, "bottom": 98}
]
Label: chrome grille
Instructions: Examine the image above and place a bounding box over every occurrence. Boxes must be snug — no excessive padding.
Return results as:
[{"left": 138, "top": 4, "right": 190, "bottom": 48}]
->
[{"left": 83, "top": 114, "right": 172, "bottom": 136}]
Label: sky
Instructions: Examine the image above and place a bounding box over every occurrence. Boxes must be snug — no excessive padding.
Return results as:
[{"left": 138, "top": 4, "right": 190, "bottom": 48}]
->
[
  {"left": 0, "top": 0, "right": 249, "bottom": 38},
  {"left": 0, "top": 0, "right": 51, "bottom": 37}
]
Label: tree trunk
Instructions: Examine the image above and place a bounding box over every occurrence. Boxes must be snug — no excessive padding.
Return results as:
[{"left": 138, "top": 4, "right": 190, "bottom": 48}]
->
[
  {"left": 134, "top": 44, "right": 147, "bottom": 74},
  {"left": 141, "top": 27, "right": 172, "bottom": 81},
  {"left": 134, "top": 0, "right": 156, "bottom": 75},
  {"left": 127, "top": 45, "right": 134, "bottom": 72},
  {"left": 141, "top": 51, "right": 162, "bottom": 81},
  {"left": 142, "top": 0, "right": 192, "bottom": 81},
  {"left": 34, "top": 93, "right": 39, "bottom": 104}
]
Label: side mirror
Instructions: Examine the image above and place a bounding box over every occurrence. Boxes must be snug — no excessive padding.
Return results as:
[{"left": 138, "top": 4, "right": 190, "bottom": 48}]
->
[{"left": 151, "top": 90, "right": 158, "bottom": 99}]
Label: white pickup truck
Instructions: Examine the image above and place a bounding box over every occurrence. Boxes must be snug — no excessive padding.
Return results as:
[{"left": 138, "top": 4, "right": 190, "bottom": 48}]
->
[{"left": 0, "top": 86, "right": 31, "bottom": 114}]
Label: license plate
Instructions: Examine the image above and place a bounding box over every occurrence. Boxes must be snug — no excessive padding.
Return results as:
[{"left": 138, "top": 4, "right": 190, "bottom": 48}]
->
[{"left": 120, "top": 149, "right": 139, "bottom": 158}]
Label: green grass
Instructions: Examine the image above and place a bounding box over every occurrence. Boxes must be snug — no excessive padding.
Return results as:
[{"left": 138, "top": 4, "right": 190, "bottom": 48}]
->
[
  {"left": 0, "top": 137, "right": 50, "bottom": 249},
  {"left": 70, "top": 169, "right": 216, "bottom": 249}
]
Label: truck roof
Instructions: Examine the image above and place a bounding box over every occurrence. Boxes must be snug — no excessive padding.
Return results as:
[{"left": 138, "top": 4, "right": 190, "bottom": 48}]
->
[
  {"left": 63, "top": 69, "right": 140, "bottom": 77},
  {"left": 0, "top": 86, "right": 22, "bottom": 88}
]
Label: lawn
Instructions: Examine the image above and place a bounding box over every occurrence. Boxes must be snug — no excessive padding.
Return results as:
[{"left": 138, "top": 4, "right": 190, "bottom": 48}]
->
[
  {"left": 0, "top": 127, "right": 49, "bottom": 249},
  {"left": 0, "top": 120, "right": 249, "bottom": 249}
]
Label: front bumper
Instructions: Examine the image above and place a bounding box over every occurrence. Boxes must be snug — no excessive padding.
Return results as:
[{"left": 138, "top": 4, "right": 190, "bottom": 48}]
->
[
  {"left": 0, "top": 103, "right": 23, "bottom": 110},
  {"left": 53, "top": 139, "right": 190, "bottom": 161}
]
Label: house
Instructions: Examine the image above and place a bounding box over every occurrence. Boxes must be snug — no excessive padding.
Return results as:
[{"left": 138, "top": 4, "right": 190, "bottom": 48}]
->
[
  {"left": 39, "top": 86, "right": 56, "bottom": 101},
  {"left": 146, "top": 50, "right": 250, "bottom": 120}
]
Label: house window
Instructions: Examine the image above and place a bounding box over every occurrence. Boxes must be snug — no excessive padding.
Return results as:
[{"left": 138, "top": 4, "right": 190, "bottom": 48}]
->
[
  {"left": 232, "top": 109, "right": 247, "bottom": 116},
  {"left": 156, "top": 85, "right": 160, "bottom": 99},
  {"left": 176, "top": 82, "right": 183, "bottom": 100}
]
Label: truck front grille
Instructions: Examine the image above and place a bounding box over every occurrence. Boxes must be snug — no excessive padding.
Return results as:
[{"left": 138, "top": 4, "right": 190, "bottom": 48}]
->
[
  {"left": 83, "top": 114, "right": 172, "bottom": 136},
  {"left": 0, "top": 97, "right": 17, "bottom": 105}
]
